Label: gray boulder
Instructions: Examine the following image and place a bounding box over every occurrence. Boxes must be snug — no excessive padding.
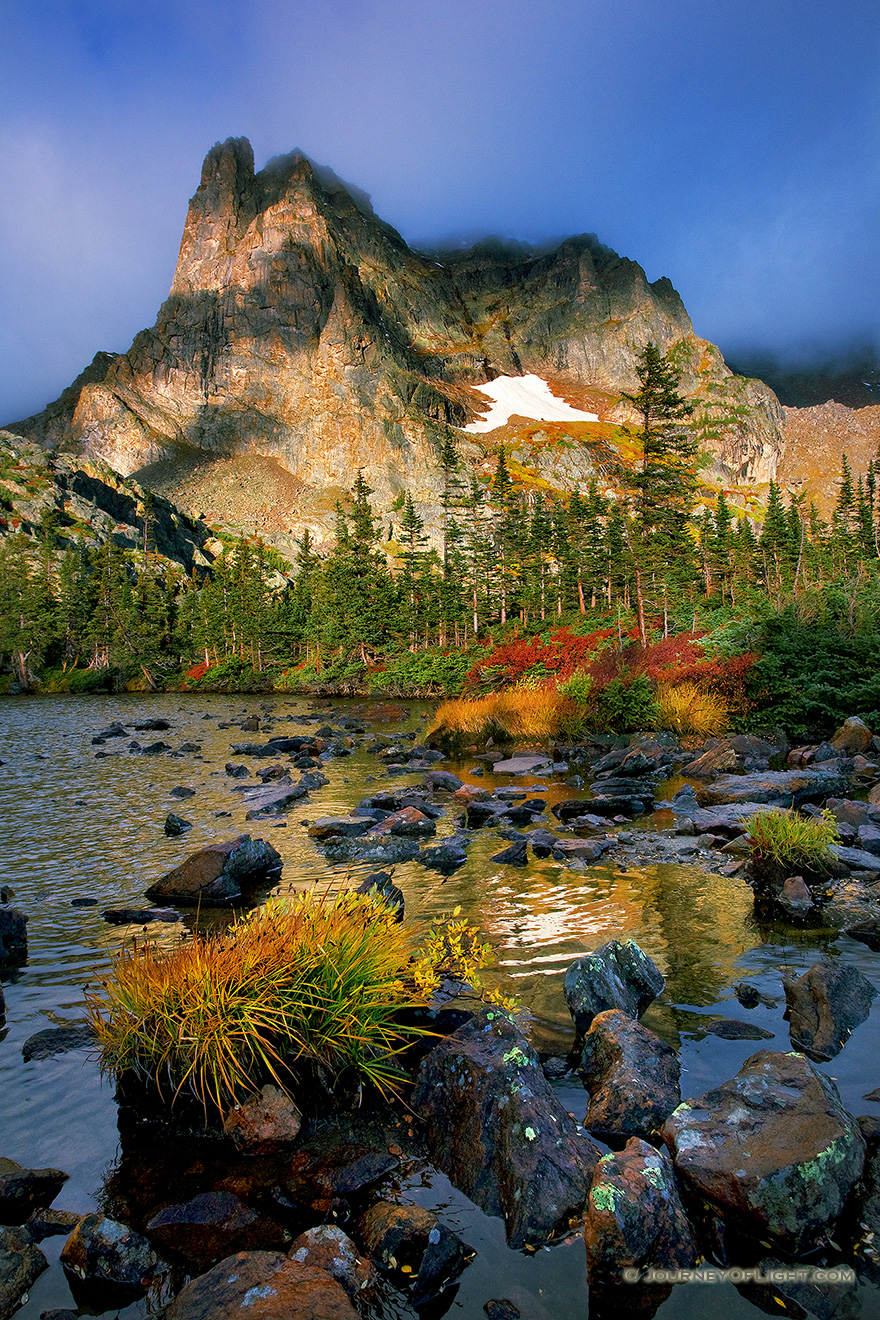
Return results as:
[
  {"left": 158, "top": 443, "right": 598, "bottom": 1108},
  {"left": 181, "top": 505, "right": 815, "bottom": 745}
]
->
[
  {"left": 564, "top": 939, "right": 665, "bottom": 1034},
  {"left": 288, "top": 1225, "right": 375, "bottom": 1299},
  {"left": 700, "top": 767, "right": 851, "bottom": 807},
  {"left": 0, "top": 1158, "right": 68, "bottom": 1225},
  {"left": 661, "top": 1050, "right": 865, "bottom": 1252},
  {"left": 60, "top": 1213, "right": 158, "bottom": 1292},
  {"left": 784, "top": 960, "right": 877, "bottom": 1060},
  {"left": 0, "top": 1227, "right": 48, "bottom": 1320},
  {"left": 411, "top": 1007, "right": 600, "bottom": 1247},
  {"left": 146, "top": 1191, "right": 290, "bottom": 1272}
]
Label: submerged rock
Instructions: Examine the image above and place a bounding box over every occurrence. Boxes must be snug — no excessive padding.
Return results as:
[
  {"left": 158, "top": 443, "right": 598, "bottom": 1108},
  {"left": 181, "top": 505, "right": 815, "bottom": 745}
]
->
[
  {"left": 411, "top": 1007, "right": 600, "bottom": 1248},
  {"left": 164, "top": 813, "right": 192, "bottom": 836},
  {"left": 661, "top": 1050, "right": 865, "bottom": 1252},
  {"left": 358, "top": 1201, "right": 471, "bottom": 1305},
  {"left": 146, "top": 1191, "right": 290, "bottom": 1271},
  {"left": 21, "top": 1024, "right": 97, "bottom": 1061},
  {"left": 584, "top": 1138, "right": 696, "bottom": 1285},
  {"left": 145, "top": 835, "right": 282, "bottom": 906},
  {"left": 164, "top": 1250, "right": 358, "bottom": 1320},
  {"left": 578, "top": 1010, "right": 681, "bottom": 1142},
  {"left": 783, "top": 960, "right": 877, "bottom": 1061},
  {"left": 0, "top": 1159, "right": 68, "bottom": 1225},
  {"left": 564, "top": 940, "right": 665, "bottom": 1034}
]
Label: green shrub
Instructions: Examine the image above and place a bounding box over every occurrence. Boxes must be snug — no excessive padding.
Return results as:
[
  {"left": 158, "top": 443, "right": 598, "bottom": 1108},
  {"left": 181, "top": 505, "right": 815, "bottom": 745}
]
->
[
  {"left": 744, "top": 808, "right": 837, "bottom": 898},
  {"left": 591, "top": 674, "right": 660, "bottom": 732},
  {"left": 366, "top": 650, "right": 472, "bottom": 697}
]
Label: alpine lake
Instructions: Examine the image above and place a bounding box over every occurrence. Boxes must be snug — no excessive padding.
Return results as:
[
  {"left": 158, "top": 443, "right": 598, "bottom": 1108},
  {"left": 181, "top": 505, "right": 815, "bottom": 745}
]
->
[{"left": 1, "top": 692, "right": 879, "bottom": 1320}]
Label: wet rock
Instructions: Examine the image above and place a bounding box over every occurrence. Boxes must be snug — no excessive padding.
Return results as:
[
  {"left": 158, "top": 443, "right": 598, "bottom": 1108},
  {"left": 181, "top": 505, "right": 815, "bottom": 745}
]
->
[
  {"left": 283, "top": 1120, "right": 401, "bottom": 1206},
  {"left": 845, "top": 918, "right": 880, "bottom": 950},
  {"left": 288, "top": 1225, "right": 375, "bottom": 1299},
  {"left": 578, "top": 1010, "right": 681, "bottom": 1142},
  {"left": 141, "top": 741, "right": 172, "bottom": 756},
  {"left": 857, "top": 823, "right": 880, "bottom": 855},
  {"left": 661, "top": 1050, "right": 865, "bottom": 1252},
  {"left": 0, "top": 1159, "right": 68, "bottom": 1225},
  {"left": 584, "top": 1138, "right": 696, "bottom": 1285},
  {"left": 830, "top": 843, "right": 880, "bottom": 870},
  {"left": 134, "top": 719, "right": 171, "bottom": 732},
  {"left": 411, "top": 1007, "right": 600, "bottom": 1247},
  {"left": 686, "top": 743, "right": 740, "bottom": 778},
  {"left": 484, "top": 1302, "right": 521, "bottom": 1320},
  {"left": 831, "top": 717, "right": 873, "bottom": 756},
  {"left": 60, "top": 1213, "right": 158, "bottom": 1292},
  {"left": 367, "top": 805, "right": 436, "bottom": 838},
  {"left": 554, "top": 794, "right": 653, "bottom": 820},
  {"left": 102, "top": 907, "right": 181, "bottom": 926},
  {"left": 224, "top": 763, "right": 250, "bottom": 778},
  {"left": 356, "top": 871, "right": 404, "bottom": 920},
  {"left": 325, "top": 835, "right": 421, "bottom": 865},
  {"left": 784, "top": 960, "right": 877, "bottom": 1060},
  {"left": 145, "top": 836, "right": 282, "bottom": 906},
  {"left": 0, "top": 910, "right": 27, "bottom": 969},
  {"left": 21, "top": 1025, "right": 97, "bottom": 1061},
  {"left": 422, "top": 770, "right": 463, "bottom": 791},
  {"left": 465, "top": 801, "right": 506, "bottom": 828},
  {"left": 23, "top": 1208, "right": 81, "bottom": 1241},
  {"left": 700, "top": 767, "right": 851, "bottom": 807},
  {"left": 164, "top": 1250, "right": 359, "bottom": 1320},
  {"left": 241, "top": 716, "right": 261, "bottom": 731},
  {"left": 777, "top": 875, "right": 817, "bottom": 921},
  {"left": 528, "top": 828, "right": 559, "bottom": 857},
  {"left": 244, "top": 784, "right": 309, "bottom": 818},
  {"left": 490, "top": 839, "right": 529, "bottom": 866},
  {"left": 164, "top": 813, "right": 192, "bottom": 836},
  {"left": 223, "top": 1086, "right": 302, "bottom": 1155},
  {"left": 734, "top": 982, "right": 775, "bottom": 1010},
  {"left": 0, "top": 1227, "right": 48, "bottom": 1320},
  {"left": 455, "top": 783, "right": 491, "bottom": 803},
  {"left": 491, "top": 755, "right": 553, "bottom": 775},
  {"left": 307, "top": 817, "right": 372, "bottom": 840},
  {"left": 689, "top": 802, "right": 773, "bottom": 835},
  {"left": 146, "top": 1192, "right": 289, "bottom": 1271},
  {"left": 416, "top": 838, "right": 469, "bottom": 874},
  {"left": 553, "top": 837, "right": 615, "bottom": 865},
  {"left": 358, "top": 1201, "right": 471, "bottom": 1304},
  {"left": 564, "top": 939, "right": 665, "bottom": 1034}
]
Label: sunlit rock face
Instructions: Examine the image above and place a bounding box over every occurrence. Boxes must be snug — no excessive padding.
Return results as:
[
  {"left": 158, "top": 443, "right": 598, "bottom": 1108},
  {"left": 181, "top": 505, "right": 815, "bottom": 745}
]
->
[{"left": 10, "top": 137, "right": 784, "bottom": 544}]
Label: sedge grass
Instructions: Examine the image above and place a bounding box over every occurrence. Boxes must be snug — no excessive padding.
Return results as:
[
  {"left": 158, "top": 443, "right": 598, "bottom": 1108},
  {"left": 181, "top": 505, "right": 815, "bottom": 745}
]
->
[
  {"left": 428, "top": 687, "right": 579, "bottom": 746},
  {"left": 743, "top": 808, "right": 838, "bottom": 873},
  {"left": 657, "top": 682, "right": 729, "bottom": 738},
  {"left": 87, "top": 892, "right": 433, "bottom": 1113}
]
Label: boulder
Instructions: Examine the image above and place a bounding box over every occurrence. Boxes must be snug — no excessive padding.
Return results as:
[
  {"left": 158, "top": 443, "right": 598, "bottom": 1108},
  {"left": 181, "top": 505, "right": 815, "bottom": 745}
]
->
[
  {"left": 564, "top": 940, "right": 665, "bottom": 1034},
  {"left": 411, "top": 1008, "right": 600, "bottom": 1247},
  {"left": 223, "top": 1086, "right": 302, "bottom": 1155},
  {"left": 244, "top": 784, "right": 309, "bottom": 818},
  {"left": 528, "top": 828, "right": 559, "bottom": 857},
  {"left": 416, "top": 838, "right": 469, "bottom": 874},
  {"left": 288, "top": 1226, "right": 375, "bottom": 1299},
  {"left": 307, "top": 818, "right": 372, "bottom": 840},
  {"left": 776, "top": 875, "right": 816, "bottom": 921},
  {"left": 355, "top": 871, "right": 404, "bottom": 920},
  {"left": 831, "top": 716, "right": 873, "bottom": 756},
  {"left": 367, "top": 806, "right": 436, "bottom": 837},
  {"left": 21, "top": 1025, "right": 96, "bottom": 1061},
  {"left": 163, "top": 1251, "right": 359, "bottom": 1320},
  {"left": 845, "top": 918, "right": 880, "bottom": 950},
  {"left": 0, "top": 910, "right": 27, "bottom": 969},
  {"left": 858, "top": 823, "right": 880, "bottom": 855},
  {"left": 700, "top": 767, "right": 851, "bottom": 807},
  {"left": 490, "top": 839, "right": 529, "bottom": 866},
  {"left": 689, "top": 802, "right": 776, "bottom": 836},
  {"left": 164, "top": 813, "right": 192, "bottom": 836},
  {"left": 584, "top": 1138, "right": 696, "bottom": 1285},
  {"left": 422, "top": 770, "right": 463, "bottom": 791},
  {"left": 224, "top": 763, "right": 250, "bottom": 778},
  {"left": 357, "top": 1201, "right": 471, "bottom": 1305},
  {"left": 661, "top": 1050, "right": 865, "bottom": 1252},
  {"left": 60, "top": 1213, "right": 158, "bottom": 1291},
  {"left": 554, "top": 795, "right": 653, "bottom": 821},
  {"left": 282, "top": 1119, "right": 401, "bottom": 1207},
  {"left": 578, "top": 1010, "right": 681, "bottom": 1142},
  {"left": 102, "top": 907, "right": 181, "bottom": 926},
  {"left": 686, "top": 743, "right": 739, "bottom": 778},
  {"left": 704, "top": 1018, "right": 774, "bottom": 1041},
  {"left": 145, "top": 836, "right": 282, "bottom": 906},
  {"left": 0, "top": 1159, "right": 68, "bottom": 1225},
  {"left": 830, "top": 843, "right": 880, "bottom": 870},
  {"left": 0, "top": 1227, "right": 48, "bottom": 1320},
  {"left": 552, "top": 837, "right": 615, "bottom": 865},
  {"left": 783, "top": 960, "right": 877, "bottom": 1060},
  {"left": 146, "top": 1192, "right": 289, "bottom": 1271},
  {"left": 491, "top": 755, "right": 553, "bottom": 775},
  {"left": 22, "top": 1207, "right": 81, "bottom": 1241}
]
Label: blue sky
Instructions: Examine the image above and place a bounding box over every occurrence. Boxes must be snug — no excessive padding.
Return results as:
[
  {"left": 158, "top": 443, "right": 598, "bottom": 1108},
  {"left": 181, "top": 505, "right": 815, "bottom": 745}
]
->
[{"left": 2, "top": 0, "right": 879, "bottom": 422}]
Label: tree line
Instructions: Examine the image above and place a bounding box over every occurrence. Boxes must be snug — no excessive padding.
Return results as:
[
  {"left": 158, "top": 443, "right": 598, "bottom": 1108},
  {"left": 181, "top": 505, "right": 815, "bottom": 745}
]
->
[{"left": 2, "top": 344, "right": 880, "bottom": 689}]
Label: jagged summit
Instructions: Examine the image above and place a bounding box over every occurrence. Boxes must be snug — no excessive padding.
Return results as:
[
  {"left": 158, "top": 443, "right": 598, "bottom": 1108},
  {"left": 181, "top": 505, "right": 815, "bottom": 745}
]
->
[{"left": 8, "top": 136, "right": 784, "bottom": 557}]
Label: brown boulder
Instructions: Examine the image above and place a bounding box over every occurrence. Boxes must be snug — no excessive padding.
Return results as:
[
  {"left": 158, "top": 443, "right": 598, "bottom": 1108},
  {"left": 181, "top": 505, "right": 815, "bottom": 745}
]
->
[
  {"left": 0, "top": 1158, "right": 68, "bottom": 1225},
  {"left": 783, "top": 959, "right": 877, "bottom": 1060},
  {"left": 831, "top": 716, "right": 873, "bottom": 755},
  {"left": 578, "top": 1010, "right": 681, "bottom": 1141},
  {"left": 146, "top": 1191, "right": 289, "bottom": 1272},
  {"left": 145, "top": 836, "right": 282, "bottom": 905},
  {"left": 164, "top": 1251, "right": 358, "bottom": 1320},
  {"left": 287, "top": 1226, "right": 375, "bottom": 1298},
  {"left": 223, "top": 1086, "right": 302, "bottom": 1155}
]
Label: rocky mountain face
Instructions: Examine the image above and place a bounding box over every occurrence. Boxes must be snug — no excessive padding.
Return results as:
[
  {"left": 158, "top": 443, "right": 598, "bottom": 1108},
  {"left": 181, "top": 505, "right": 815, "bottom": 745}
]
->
[
  {"left": 8, "top": 137, "right": 785, "bottom": 553},
  {"left": 0, "top": 431, "right": 215, "bottom": 573}
]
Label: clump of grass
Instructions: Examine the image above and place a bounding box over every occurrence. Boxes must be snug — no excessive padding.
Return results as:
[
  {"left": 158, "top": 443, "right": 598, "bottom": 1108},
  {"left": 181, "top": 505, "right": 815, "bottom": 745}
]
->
[
  {"left": 744, "top": 802, "right": 839, "bottom": 876},
  {"left": 86, "top": 894, "right": 503, "bottom": 1114},
  {"left": 428, "top": 687, "right": 575, "bottom": 747},
  {"left": 657, "top": 681, "right": 729, "bottom": 737}
]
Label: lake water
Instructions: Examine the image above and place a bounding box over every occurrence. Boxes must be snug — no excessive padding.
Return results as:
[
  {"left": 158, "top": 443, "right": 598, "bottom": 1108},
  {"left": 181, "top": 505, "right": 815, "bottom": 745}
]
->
[{"left": 1, "top": 692, "right": 878, "bottom": 1319}]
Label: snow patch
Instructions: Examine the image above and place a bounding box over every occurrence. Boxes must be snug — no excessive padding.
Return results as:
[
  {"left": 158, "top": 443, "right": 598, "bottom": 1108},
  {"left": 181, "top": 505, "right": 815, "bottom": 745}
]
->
[{"left": 462, "top": 374, "right": 599, "bottom": 433}]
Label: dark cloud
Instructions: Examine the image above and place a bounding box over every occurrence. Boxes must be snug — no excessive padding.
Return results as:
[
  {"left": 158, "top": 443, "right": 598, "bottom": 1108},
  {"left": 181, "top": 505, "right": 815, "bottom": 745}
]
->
[{"left": 2, "top": 0, "right": 879, "bottom": 422}]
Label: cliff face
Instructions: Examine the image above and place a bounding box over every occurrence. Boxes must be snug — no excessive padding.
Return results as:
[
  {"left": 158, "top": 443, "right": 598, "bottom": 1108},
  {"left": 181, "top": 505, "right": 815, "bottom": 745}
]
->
[{"left": 8, "top": 137, "right": 784, "bottom": 546}]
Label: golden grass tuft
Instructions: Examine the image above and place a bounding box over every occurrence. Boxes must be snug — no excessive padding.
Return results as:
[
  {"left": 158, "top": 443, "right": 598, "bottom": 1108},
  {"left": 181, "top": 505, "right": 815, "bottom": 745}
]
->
[
  {"left": 428, "top": 687, "right": 578, "bottom": 746},
  {"left": 744, "top": 807, "right": 838, "bottom": 872},
  {"left": 656, "top": 682, "right": 729, "bottom": 738}
]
